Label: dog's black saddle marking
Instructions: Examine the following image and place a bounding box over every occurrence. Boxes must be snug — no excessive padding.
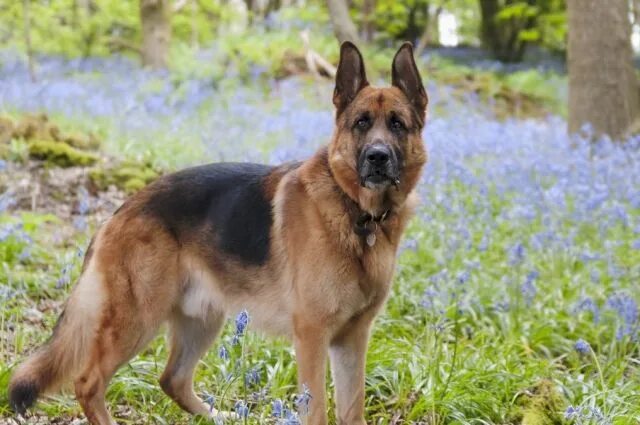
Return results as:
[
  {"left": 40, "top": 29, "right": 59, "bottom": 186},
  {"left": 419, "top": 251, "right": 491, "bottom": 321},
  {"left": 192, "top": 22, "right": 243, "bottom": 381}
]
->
[{"left": 143, "top": 163, "right": 275, "bottom": 265}]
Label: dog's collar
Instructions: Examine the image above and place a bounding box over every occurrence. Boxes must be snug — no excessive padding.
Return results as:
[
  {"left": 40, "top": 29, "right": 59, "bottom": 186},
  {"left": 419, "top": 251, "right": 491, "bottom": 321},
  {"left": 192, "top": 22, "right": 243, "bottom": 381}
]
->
[{"left": 353, "top": 209, "right": 390, "bottom": 238}]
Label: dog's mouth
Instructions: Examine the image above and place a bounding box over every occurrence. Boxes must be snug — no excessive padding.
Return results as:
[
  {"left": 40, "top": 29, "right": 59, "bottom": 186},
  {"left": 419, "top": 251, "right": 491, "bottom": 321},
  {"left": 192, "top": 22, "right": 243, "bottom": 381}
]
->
[
  {"left": 358, "top": 144, "right": 400, "bottom": 190},
  {"left": 359, "top": 173, "right": 400, "bottom": 189}
]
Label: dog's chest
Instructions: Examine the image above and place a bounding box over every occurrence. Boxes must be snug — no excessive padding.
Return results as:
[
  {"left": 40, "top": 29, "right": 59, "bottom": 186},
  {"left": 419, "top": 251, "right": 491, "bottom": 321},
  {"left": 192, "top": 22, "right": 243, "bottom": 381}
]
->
[{"left": 332, "top": 238, "right": 397, "bottom": 319}]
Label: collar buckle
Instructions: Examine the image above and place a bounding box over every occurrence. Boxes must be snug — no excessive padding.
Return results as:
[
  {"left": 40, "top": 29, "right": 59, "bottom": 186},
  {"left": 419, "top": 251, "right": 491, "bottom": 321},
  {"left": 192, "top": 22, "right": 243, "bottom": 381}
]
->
[{"left": 354, "top": 209, "right": 391, "bottom": 237}]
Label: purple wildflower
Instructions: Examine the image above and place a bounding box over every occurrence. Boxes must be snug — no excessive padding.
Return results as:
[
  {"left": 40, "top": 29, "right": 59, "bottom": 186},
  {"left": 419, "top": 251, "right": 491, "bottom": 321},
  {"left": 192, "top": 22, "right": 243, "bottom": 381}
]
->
[{"left": 574, "top": 339, "right": 590, "bottom": 354}]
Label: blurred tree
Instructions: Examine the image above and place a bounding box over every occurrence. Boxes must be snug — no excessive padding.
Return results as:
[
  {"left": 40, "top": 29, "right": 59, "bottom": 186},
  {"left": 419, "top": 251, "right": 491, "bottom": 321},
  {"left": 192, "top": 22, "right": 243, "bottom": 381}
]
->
[
  {"left": 140, "top": 0, "right": 171, "bottom": 69},
  {"left": 23, "top": 0, "right": 36, "bottom": 81},
  {"left": 416, "top": 2, "right": 445, "bottom": 55},
  {"left": 362, "top": 0, "right": 375, "bottom": 42},
  {"left": 370, "top": 0, "right": 431, "bottom": 42},
  {"left": 327, "top": 0, "right": 360, "bottom": 43},
  {"left": 567, "top": 0, "right": 640, "bottom": 140},
  {"left": 479, "top": 0, "right": 534, "bottom": 62},
  {"left": 479, "top": 0, "right": 565, "bottom": 62}
]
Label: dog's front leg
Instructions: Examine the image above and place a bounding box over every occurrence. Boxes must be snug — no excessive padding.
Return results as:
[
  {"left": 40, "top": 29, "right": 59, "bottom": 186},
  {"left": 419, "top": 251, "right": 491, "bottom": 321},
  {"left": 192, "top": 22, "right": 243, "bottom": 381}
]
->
[
  {"left": 293, "top": 317, "right": 329, "bottom": 425},
  {"left": 329, "top": 311, "right": 376, "bottom": 425}
]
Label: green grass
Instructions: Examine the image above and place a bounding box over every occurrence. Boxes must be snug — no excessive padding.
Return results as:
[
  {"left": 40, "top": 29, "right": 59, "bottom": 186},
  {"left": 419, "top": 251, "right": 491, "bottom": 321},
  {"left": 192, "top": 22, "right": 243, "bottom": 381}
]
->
[{"left": 0, "top": 177, "right": 638, "bottom": 424}]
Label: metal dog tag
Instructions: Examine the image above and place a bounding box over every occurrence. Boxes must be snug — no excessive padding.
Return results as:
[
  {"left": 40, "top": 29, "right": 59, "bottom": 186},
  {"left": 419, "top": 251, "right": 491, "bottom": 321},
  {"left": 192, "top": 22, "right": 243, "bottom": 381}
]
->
[{"left": 366, "top": 233, "right": 376, "bottom": 247}]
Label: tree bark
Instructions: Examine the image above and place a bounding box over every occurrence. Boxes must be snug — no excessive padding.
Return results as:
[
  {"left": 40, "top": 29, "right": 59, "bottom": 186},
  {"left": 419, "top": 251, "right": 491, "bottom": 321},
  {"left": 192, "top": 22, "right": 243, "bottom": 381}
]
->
[
  {"left": 479, "top": 0, "right": 532, "bottom": 62},
  {"left": 479, "top": 0, "right": 500, "bottom": 54},
  {"left": 140, "top": 0, "right": 171, "bottom": 69},
  {"left": 362, "top": 0, "right": 375, "bottom": 42},
  {"left": 23, "top": 0, "right": 36, "bottom": 82},
  {"left": 567, "top": 0, "right": 640, "bottom": 140},
  {"left": 416, "top": 4, "right": 443, "bottom": 56},
  {"left": 326, "top": 0, "right": 360, "bottom": 44}
]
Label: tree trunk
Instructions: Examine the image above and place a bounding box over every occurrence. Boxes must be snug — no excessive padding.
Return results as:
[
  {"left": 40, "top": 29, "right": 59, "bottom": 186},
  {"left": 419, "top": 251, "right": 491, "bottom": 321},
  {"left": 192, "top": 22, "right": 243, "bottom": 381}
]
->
[
  {"left": 362, "top": 0, "right": 375, "bottom": 42},
  {"left": 23, "top": 0, "right": 36, "bottom": 82},
  {"left": 478, "top": 0, "right": 531, "bottom": 62},
  {"left": 326, "top": 0, "right": 360, "bottom": 44},
  {"left": 567, "top": 0, "right": 640, "bottom": 140},
  {"left": 632, "top": 0, "right": 640, "bottom": 26},
  {"left": 140, "top": 0, "right": 171, "bottom": 69},
  {"left": 479, "top": 0, "right": 500, "bottom": 54},
  {"left": 416, "top": 4, "right": 443, "bottom": 56}
]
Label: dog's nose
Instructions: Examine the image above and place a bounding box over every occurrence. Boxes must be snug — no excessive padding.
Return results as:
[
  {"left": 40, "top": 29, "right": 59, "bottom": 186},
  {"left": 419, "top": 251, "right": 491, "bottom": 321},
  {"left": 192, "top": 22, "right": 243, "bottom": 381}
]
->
[{"left": 365, "top": 145, "right": 391, "bottom": 166}]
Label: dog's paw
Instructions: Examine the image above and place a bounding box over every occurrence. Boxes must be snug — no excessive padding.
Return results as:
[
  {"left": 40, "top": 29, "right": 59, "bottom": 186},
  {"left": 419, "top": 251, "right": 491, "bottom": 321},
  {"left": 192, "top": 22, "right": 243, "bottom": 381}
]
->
[{"left": 208, "top": 408, "right": 240, "bottom": 424}]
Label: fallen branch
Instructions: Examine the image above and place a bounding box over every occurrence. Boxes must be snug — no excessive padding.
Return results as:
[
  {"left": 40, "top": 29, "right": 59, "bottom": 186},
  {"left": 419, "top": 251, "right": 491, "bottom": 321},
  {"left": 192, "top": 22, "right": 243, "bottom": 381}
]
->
[
  {"left": 105, "top": 37, "right": 142, "bottom": 55},
  {"left": 173, "top": 0, "right": 188, "bottom": 13},
  {"left": 300, "top": 30, "right": 337, "bottom": 79}
]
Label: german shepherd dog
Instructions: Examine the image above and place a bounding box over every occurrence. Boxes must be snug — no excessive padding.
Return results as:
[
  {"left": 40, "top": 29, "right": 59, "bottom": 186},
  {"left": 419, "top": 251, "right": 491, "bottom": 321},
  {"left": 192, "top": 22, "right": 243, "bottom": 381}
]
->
[{"left": 9, "top": 42, "right": 427, "bottom": 425}]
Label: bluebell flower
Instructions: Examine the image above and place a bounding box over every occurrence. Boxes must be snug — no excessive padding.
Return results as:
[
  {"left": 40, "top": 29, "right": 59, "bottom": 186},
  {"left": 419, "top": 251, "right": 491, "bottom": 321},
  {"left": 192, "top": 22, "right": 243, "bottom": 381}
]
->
[
  {"left": 0, "top": 191, "right": 15, "bottom": 213},
  {"left": 520, "top": 270, "right": 538, "bottom": 305},
  {"left": 0, "top": 225, "right": 14, "bottom": 242},
  {"left": 574, "top": 297, "right": 600, "bottom": 323},
  {"left": 235, "top": 310, "right": 249, "bottom": 336},
  {"left": 294, "top": 384, "right": 312, "bottom": 416},
  {"left": 564, "top": 405, "right": 578, "bottom": 419},
  {"left": 564, "top": 405, "right": 611, "bottom": 424},
  {"left": 18, "top": 247, "right": 31, "bottom": 261},
  {"left": 77, "top": 186, "right": 91, "bottom": 215},
  {"left": 73, "top": 216, "right": 88, "bottom": 231},
  {"left": 456, "top": 270, "right": 470, "bottom": 285},
  {"left": 234, "top": 400, "right": 249, "bottom": 418},
  {"left": 272, "top": 399, "right": 284, "bottom": 417},
  {"left": 508, "top": 242, "right": 526, "bottom": 265},
  {"left": 245, "top": 366, "right": 260, "bottom": 386},
  {"left": 202, "top": 393, "right": 215, "bottom": 412},
  {"left": 606, "top": 292, "right": 638, "bottom": 340},
  {"left": 218, "top": 345, "right": 229, "bottom": 361},
  {"left": 493, "top": 301, "right": 510, "bottom": 312},
  {"left": 574, "top": 339, "right": 590, "bottom": 355},
  {"left": 56, "top": 264, "right": 72, "bottom": 289}
]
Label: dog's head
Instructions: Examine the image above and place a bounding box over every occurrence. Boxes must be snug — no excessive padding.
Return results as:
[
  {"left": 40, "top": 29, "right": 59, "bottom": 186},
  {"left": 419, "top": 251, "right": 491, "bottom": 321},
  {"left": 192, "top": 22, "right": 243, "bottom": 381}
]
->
[{"left": 328, "top": 42, "right": 428, "bottom": 205}]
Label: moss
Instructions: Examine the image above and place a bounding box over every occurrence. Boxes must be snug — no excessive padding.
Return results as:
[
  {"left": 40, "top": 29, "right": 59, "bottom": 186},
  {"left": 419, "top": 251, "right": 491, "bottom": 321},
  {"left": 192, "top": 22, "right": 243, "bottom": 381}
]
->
[
  {"left": 61, "top": 132, "right": 101, "bottom": 150},
  {"left": 28, "top": 140, "right": 98, "bottom": 167},
  {"left": 14, "top": 114, "right": 61, "bottom": 141},
  {"left": 508, "top": 380, "right": 565, "bottom": 425},
  {"left": 0, "top": 116, "right": 15, "bottom": 144},
  {"left": 4, "top": 114, "right": 101, "bottom": 150},
  {"left": 89, "top": 161, "right": 160, "bottom": 193}
]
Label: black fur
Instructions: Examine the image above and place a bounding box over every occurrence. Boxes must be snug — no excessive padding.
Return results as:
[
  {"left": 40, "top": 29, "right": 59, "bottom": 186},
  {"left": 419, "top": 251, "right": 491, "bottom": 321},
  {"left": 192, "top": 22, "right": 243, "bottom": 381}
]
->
[
  {"left": 143, "top": 163, "right": 275, "bottom": 265},
  {"left": 9, "top": 379, "right": 39, "bottom": 415}
]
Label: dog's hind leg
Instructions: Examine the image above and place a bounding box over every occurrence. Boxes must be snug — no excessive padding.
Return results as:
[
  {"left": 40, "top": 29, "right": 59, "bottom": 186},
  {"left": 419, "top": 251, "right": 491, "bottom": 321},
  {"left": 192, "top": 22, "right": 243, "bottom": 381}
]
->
[
  {"left": 160, "top": 308, "right": 225, "bottom": 417},
  {"left": 73, "top": 299, "right": 165, "bottom": 425},
  {"left": 72, "top": 272, "right": 171, "bottom": 425},
  {"left": 73, "top": 218, "right": 183, "bottom": 425}
]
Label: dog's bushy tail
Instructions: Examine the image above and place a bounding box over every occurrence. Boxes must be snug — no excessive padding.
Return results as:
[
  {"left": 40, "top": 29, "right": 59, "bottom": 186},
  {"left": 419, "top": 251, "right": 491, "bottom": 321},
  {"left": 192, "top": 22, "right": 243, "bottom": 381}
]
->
[{"left": 9, "top": 277, "right": 96, "bottom": 414}]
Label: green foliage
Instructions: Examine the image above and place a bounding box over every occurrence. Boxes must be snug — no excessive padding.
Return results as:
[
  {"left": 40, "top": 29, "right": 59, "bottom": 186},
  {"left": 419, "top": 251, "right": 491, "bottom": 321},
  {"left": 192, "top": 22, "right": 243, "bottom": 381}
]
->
[
  {"left": 0, "top": 0, "right": 138, "bottom": 57},
  {"left": 89, "top": 159, "right": 160, "bottom": 193},
  {"left": 496, "top": 0, "right": 566, "bottom": 52},
  {"left": 0, "top": 0, "right": 255, "bottom": 58},
  {"left": 369, "top": 0, "right": 430, "bottom": 41},
  {"left": 482, "top": 0, "right": 566, "bottom": 61},
  {"left": 27, "top": 139, "right": 98, "bottom": 167},
  {"left": 508, "top": 379, "right": 565, "bottom": 425}
]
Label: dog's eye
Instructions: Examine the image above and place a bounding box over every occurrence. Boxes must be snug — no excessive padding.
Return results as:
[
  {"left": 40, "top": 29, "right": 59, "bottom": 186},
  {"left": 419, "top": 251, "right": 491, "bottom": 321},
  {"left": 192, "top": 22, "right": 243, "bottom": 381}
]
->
[
  {"left": 390, "top": 117, "right": 405, "bottom": 131},
  {"left": 355, "top": 117, "right": 370, "bottom": 130}
]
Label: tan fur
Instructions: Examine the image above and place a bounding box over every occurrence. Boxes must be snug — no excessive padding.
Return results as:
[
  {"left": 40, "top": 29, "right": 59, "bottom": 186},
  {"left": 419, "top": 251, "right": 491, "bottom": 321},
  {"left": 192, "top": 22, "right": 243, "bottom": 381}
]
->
[{"left": 9, "top": 43, "right": 427, "bottom": 425}]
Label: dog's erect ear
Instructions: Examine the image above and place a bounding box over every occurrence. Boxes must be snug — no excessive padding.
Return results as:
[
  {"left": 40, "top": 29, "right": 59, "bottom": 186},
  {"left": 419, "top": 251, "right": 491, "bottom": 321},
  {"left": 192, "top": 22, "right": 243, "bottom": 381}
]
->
[
  {"left": 333, "top": 42, "right": 369, "bottom": 116},
  {"left": 392, "top": 42, "right": 428, "bottom": 118}
]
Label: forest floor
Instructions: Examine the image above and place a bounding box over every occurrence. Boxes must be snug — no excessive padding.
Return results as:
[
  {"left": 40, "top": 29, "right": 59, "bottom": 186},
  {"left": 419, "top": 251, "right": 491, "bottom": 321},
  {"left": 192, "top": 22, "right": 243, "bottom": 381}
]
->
[{"left": 0, "top": 51, "right": 638, "bottom": 424}]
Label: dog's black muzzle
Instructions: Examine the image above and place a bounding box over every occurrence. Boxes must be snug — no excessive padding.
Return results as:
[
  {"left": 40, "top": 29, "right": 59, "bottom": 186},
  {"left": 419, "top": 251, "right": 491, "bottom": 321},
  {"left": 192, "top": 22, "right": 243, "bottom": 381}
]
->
[{"left": 358, "top": 144, "right": 400, "bottom": 189}]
